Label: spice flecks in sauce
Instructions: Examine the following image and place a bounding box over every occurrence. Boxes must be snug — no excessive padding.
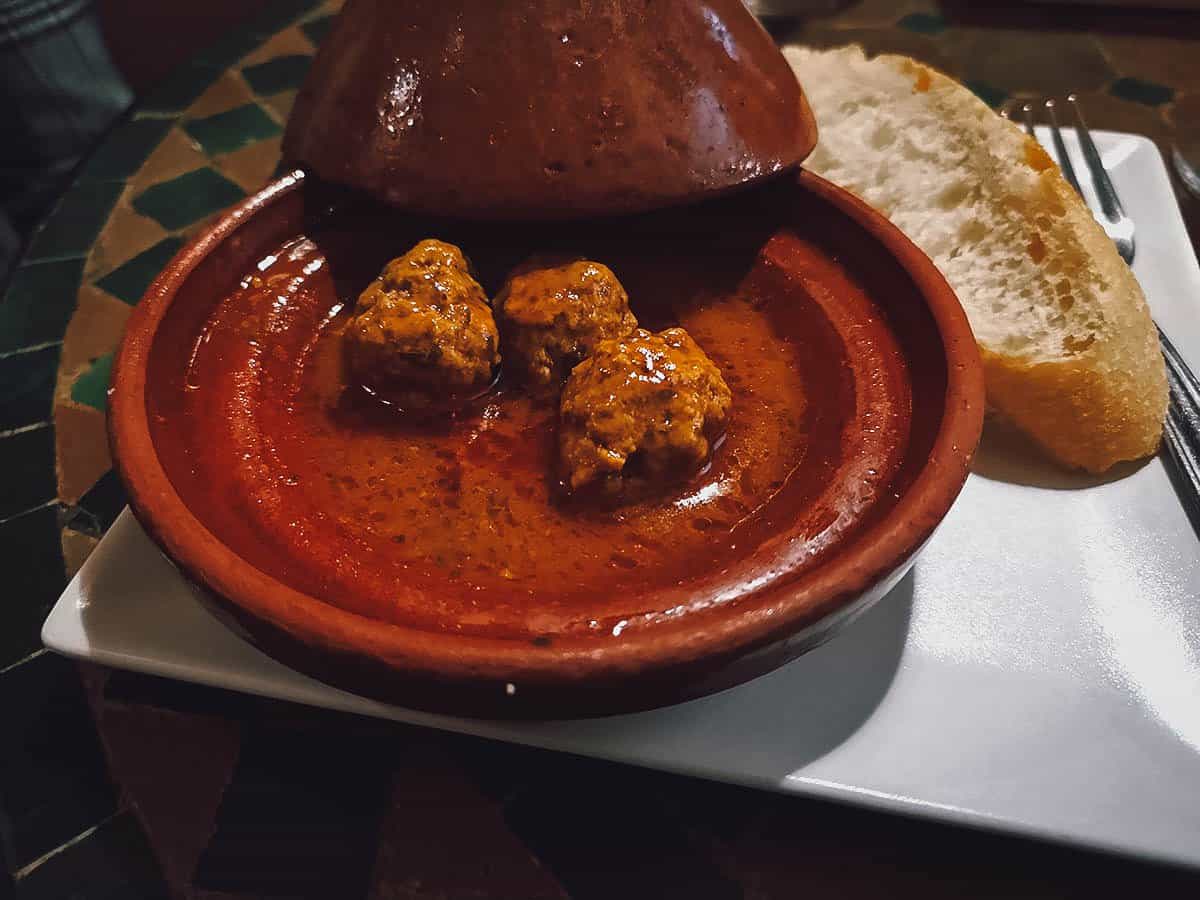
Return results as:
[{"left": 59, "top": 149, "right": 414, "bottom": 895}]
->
[{"left": 163, "top": 229, "right": 910, "bottom": 640}]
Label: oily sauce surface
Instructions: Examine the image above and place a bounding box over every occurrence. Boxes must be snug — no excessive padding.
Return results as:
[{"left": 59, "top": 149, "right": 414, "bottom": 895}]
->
[{"left": 160, "top": 225, "right": 911, "bottom": 640}]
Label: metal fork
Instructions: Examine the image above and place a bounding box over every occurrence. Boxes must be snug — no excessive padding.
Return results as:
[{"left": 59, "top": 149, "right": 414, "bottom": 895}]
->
[{"left": 1015, "top": 96, "right": 1200, "bottom": 524}]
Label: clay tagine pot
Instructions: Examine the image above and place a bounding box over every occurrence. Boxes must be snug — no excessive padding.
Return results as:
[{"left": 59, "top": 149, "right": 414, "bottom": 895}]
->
[
  {"left": 104, "top": 0, "right": 984, "bottom": 717},
  {"left": 107, "top": 169, "right": 985, "bottom": 717},
  {"left": 283, "top": 0, "right": 817, "bottom": 219}
]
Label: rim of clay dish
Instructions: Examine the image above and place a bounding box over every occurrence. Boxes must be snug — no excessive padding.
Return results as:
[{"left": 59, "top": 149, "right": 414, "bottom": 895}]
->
[{"left": 108, "top": 169, "right": 985, "bottom": 686}]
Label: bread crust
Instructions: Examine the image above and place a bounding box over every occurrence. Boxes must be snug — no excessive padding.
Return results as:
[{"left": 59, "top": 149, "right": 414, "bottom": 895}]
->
[{"left": 786, "top": 45, "right": 1166, "bottom": 472}]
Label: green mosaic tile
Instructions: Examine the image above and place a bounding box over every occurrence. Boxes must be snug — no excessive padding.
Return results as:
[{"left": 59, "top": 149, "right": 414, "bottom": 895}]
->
[
  {"left": 184, "top": 104, "right": 282, "bottom": 157},
  {"left": 1, "top": 652, "right": 120, "bottom": 869},
  {"left": 95, "top": 237, "right": 185, "bottom": 305},
  {"left": 302, "top": 14, "right": 336, "bottom": 46},
  {"left": 25, "top": 181, "right": 124, "bottom": 262},
  {"left": 946, "top": 30, "right": 1112, "bottom": 98},
  {"left": 61, "top": 503, "right": 101, "bottom": 538},
  {"left": 15, "top": 811, "right": 168, "bottom": 899},
  {"left": 195, "top": 30, "right": 268, "bottom": 69},
  {"left": 131, "top": 169, "right": 245, "bottom": 233},
  {"left": 81, "top": 117, "right": 173, "bottom": 181},
  {"left": 140, "top": 62, "right": 224, "bottom": 116},
  {"left": 70, "top": 352, "right": 114, "bottom": 412},
  {"left": 0, "top": 505, "right": 65, "bottom": 668},
  {"left": 0, "top": 344, "right": 59, "bottom": 431},
  {"left": 966, "top": 80, "right": 1009, "bottom": 110},
  {"left": 242, "top": 54, "right": 313, "bottom": 95},
  {"left": 0, "top": 258, "right": 84, "bottom": 354},
  {"left": 0, "top": 424, "right": 55, "bottom": 518},
  {"left": 78, "top": 468, "right": 128, "bottom": 533},
  {"left": 247, "top": 0, "right": 324, "bottom": 38},
  {"left": 1109, "top": 76, "right": 1175, "bottom": 107},
  {"left": 898, "top": 12, "right": 946, "bottom": 35}
]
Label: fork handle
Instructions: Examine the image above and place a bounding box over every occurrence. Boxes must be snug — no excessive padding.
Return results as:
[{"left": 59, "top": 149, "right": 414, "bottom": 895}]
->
[
  {"left": 1157, "top": 327, "right": 1200, "bottom": 528},
  {"left": 1067, "top": 94, "right": 1126, "bottom": 223},
  {"left": 1159, "top": 326, "right": 1200, "bottom": 420}
]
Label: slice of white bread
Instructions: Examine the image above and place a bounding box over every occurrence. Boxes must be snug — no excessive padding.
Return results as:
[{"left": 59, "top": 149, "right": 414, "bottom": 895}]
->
[{"left": 783, "top": 44, "right": 1167, "bottom": 473}]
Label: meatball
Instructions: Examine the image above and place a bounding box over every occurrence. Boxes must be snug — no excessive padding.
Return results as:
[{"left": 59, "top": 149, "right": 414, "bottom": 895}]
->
[
  {"left": 559, "top": 328, "right": 732, "bottom": 491},
  {"left": 495, "top": 258, "right": 638, "bottom": 388},
  {"left": 345, "top": 239, "right": 499, "bottom": 396}
]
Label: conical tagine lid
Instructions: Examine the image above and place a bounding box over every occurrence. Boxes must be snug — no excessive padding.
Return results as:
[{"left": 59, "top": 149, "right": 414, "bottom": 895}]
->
[{"left": 283, "top": 0, "right": 817, "bottom": 219}]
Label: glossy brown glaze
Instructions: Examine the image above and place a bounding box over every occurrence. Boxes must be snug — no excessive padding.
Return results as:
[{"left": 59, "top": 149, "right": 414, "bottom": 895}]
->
[
  {"left": 283, "top": 0, "right": 817, "bottom": 219},
  {"left": 109, "top": 171, "right": 984, "bottom": 716}
]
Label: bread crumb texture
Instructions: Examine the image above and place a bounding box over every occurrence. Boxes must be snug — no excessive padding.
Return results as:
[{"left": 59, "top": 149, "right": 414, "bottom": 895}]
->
[{"left": 785, "top": 44, "right": 1166, "bottom": 471}]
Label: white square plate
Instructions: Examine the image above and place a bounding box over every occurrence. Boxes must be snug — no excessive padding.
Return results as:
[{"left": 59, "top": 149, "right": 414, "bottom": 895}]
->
[{"left": 44, "top": 130, "right": 1200, "bottom": 868}]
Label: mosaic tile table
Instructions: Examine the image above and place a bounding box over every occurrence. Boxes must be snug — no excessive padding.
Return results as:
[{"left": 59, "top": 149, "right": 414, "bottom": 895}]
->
[{"left": 4, "top": 1, "right": 1200, "bottom": 896}]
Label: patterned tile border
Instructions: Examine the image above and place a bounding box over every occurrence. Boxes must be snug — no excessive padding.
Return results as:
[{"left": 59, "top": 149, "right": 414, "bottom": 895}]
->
[{"left": 0, "top": 1, "right": 336, "bottom": 893}]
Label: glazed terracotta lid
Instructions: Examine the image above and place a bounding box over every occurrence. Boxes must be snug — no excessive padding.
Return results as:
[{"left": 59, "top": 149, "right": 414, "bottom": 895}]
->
[{"left": 282, "top": 0, "right": 817, "bottom": 219}]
